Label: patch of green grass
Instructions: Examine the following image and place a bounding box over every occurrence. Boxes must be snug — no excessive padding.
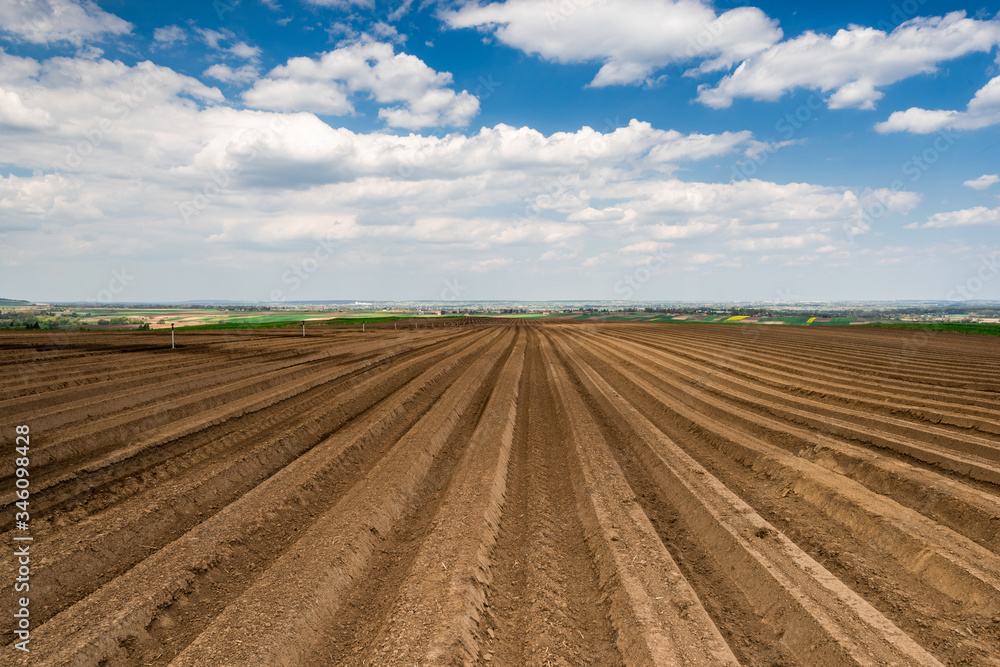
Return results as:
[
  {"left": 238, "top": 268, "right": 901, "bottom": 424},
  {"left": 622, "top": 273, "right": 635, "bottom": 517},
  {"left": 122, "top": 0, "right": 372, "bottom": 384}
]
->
[
  {"left": 320, "top": 316, "right": 403, "bottom": 326},
  {"left": 178, "top": 316, "right": 407, "bottom": 330},
  {"left": 221, "top": 314, "right": 311, "bottom": 323},
  {"left": 859, "top": 322, "right": 1000, "bottom": 337},
  {"left": 810, "top": 317, "right": 856, "bottom": 326}
]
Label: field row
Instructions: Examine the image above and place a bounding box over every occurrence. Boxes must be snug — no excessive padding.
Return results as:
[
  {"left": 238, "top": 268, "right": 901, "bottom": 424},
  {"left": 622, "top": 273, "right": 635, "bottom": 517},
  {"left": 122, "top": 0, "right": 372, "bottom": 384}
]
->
[{"left": 2, "top": 321, "right": 998, "bottom": 666}]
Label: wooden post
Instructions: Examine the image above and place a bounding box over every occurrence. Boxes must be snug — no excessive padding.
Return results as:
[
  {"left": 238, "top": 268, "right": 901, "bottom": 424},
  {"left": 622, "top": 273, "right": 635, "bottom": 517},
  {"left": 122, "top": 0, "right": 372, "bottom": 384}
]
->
[
  {"left": 362, "top": 322, "right": 365, "bottom": 333},
  {"left": 171, "top": 323, "right": 175, "bottom": 349},
  {"left": 302, "top": 321, "right": 305, "bottom": 337}
]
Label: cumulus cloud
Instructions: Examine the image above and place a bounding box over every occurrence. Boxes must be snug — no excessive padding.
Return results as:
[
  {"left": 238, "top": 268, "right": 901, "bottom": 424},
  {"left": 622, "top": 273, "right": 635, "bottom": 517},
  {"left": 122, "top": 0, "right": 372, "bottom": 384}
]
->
[
  {"left": 0, "top": 0, "right": 131, "bottom": 45},
  {"left": 0, "top": 171, "right": 101, "bottom": 219},
  {"left": 0, "top": 86, "right": 54, "bottom": 129},
  {"left": 443, "top": 0, "right": 781, "bottom": 87},
  {"left": 0, "top": 50, "right": 934, "bottom": 300},
  {"left": 243, "top": 38, "right": 480, "bottom": 128},
  {"left": 174, "top": 117, "right": 783, "bottom": 189},
  {"left": 567, "top": 207, "right": 627, "bottom": 222},
  {"left": 697, "top": 12, "right": 1000, "bottom": 109},
  {"left": 204, "top": 63, "right": 260, "bottom": 84},
  {"left": 964, "top": 173, "right": 1000, "bottom": 189},
  {"left": 875, "top": 74, "right": 1000, "bottom": 133},
  {"left": 906, "top": 206, "right": 1000, "bottom": 229},
  {"left": 0, "top": 49, "right": 223, "bottom": 176}
]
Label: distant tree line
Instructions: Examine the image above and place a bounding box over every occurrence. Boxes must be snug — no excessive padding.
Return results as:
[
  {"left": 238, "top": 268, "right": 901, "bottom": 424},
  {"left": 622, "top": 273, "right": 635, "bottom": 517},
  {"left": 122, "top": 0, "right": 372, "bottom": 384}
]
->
[{"left": 0, "top": 310, "right": 151, "bottom": 329}]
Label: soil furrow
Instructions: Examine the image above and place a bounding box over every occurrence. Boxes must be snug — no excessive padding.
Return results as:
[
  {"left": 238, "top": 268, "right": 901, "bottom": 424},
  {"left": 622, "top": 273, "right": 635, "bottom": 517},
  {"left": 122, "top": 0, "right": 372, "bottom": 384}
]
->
[
  {"left": 550, "top": 329, "right": 944, "bottom": 666},
  {"left": 476, "top": 329, "right": 623, "bottom": 667},
  {"left": 613, "top": 328, "right": 1000, "bottom": 425},
  {"left": 540, "top": 332, "right": 740, "bottom": 666},
  {"left": 569, "top": 331, "right": 1000, "bottom": 617},
  {"left": 166, "top": 330, "right": 516, "bottom": 666},
  {"left": 4, "top": 321, "right": 998, "bottom": 667},
  {"left": 323, "top": 331, "right": 527, "bottom": 666}
]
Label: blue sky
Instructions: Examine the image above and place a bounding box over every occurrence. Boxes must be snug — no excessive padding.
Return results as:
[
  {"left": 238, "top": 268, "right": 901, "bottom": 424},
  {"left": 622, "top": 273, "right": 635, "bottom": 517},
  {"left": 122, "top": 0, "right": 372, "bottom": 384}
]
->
[{"left": 1, "top": 0, "right": 999, "bottom": 303}]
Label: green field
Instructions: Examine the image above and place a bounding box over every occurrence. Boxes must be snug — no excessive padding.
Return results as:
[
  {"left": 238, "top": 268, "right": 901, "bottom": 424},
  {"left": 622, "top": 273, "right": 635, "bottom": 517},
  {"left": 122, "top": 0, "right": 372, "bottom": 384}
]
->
[
  {"left": 175, "top": 316, "right": 415, "bottom": 330},
  {"left": 0, "top": 306, "right": 433, "bottom": 330},
  {"left": 859, "top": 322, "right": 1000, "bottom": 337}
]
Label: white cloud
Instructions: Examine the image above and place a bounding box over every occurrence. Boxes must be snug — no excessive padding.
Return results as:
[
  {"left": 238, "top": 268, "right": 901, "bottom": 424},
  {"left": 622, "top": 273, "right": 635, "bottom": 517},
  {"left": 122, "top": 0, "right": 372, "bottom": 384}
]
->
[
  {"left": 443, "top": 0, "right": 781, "bottom": 87},
  {"left": 244, "top": 78, "right": 352, "bottom": 115},
  {"left": 874, "top": 108, "right": 960, "bottom": 133},
  {"left": 75, "top": 44, "right": 102, "bottom": 59},
  {"left": 204, "top": 64, "right": 260, "bottom": 84},
  {"left": 326, "top": 21, "right": 357, "bottom": 41},
  {"left": 728, "top": 232, "right": 828, "bottom": 251},
  {"left": 0, "top": 0, "right": 131, "bottom": 45},
  {"left": 649, "top": 220, "right": 720, "bottom": 240},
  {"left": 964, "top": 173, "right": 1000, "bottom": 189},
  {"left": 0, "top": 172, "right": 101, "bottom": 219},
  {"left": 196, "top": 28, "right": 226, "bottom": 49},
  {"left": 243, "top": 38, "right": 480, "bottom": 128},
  {"left": 567, "top": 207, "right": 626, "bottom": 222},
  {"left": 620, "top": 240, "right": 671, "bottom": 254},
  {"left": 387, "top": 0, "right": 415, "bottom": 22},
  {"left": 371, "top": 21, "right": 406, "bottom": 44},
  {"left": 582, "top": 253, "right": 610, "bottom": 266},
  {"left": 229, "top": 41, "right": 262, "bottom": 60},
  {"left": 685, "top": 252, "right": 725, "bottom": 264},
  {"left": 196, "top": 28, "right": 262, "bottom": 62},
  {"left": 906, "top": 206, "right": 1000, "bottom": 229},
  {"left": 698, "top": 12, "right": 1000, "bottom": 109},
  {"left": 457, "top": 257, "right": 516, "bottom": 273},
  {"left": 153, "top": 25, "right": 186, "bottom": 46},
  {"left": 0, "top": 50, "right": 937, "bottom": 300},
  {"left": 0, "top": 49, "right": 223, "bottom": 175},
  {"left": 175, "top": 117, "right": 779, "bottom": 188},
  {"left": 875, "top": 74, "right": 1000, "bottom": 133},
  {"left": 0, "top": 86, "right": 54, "bottom": 129},
  {"left": 303, "top": 0, "right": 373, "bottom": 7}
]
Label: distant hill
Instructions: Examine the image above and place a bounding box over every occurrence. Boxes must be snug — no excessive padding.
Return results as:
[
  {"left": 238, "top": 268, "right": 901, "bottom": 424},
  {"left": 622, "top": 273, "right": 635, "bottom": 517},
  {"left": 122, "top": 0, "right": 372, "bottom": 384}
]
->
[{"left": 0, "top": 298, "right": 31, "bottom": 305}]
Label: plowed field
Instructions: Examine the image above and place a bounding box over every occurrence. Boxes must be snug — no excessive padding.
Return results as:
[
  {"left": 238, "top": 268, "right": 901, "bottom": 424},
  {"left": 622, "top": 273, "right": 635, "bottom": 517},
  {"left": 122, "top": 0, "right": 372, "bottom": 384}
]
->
[{"left": 3, "top": 320, "right": 999, "bottom": 666}]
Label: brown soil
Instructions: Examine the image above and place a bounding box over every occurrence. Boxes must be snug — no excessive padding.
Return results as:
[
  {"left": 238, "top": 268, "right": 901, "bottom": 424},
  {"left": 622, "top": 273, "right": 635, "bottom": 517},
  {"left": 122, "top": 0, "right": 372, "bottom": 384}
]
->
[{"left": 2, "top": 320, "right": 999, "bottom": 666}]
